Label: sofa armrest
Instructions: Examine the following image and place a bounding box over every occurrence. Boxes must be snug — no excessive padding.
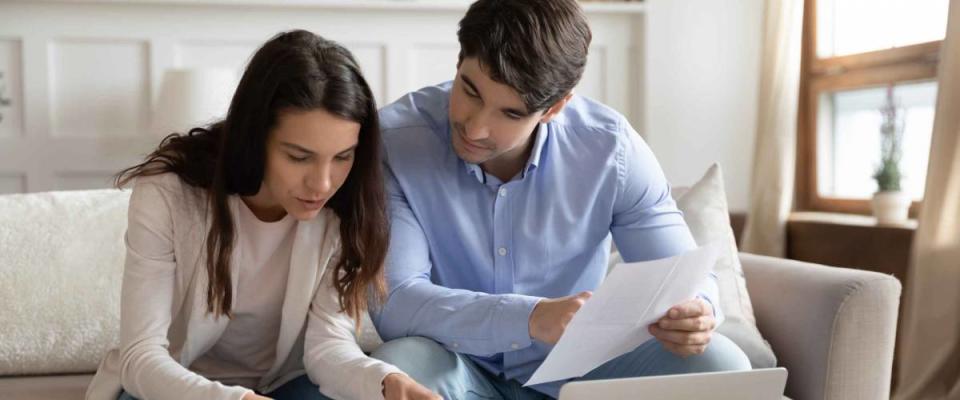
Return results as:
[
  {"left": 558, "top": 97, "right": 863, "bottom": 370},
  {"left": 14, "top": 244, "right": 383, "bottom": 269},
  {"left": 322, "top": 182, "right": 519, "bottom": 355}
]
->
[{"left": 739, "top": 253, "right": 902, "bottom": 400}]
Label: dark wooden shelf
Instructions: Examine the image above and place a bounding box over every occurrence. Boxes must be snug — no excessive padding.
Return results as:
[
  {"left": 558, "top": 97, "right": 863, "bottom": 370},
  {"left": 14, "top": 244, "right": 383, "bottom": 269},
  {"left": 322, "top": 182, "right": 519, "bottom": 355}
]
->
[{"left": 786, "top": 212, "right": 914, "bottom": 281}]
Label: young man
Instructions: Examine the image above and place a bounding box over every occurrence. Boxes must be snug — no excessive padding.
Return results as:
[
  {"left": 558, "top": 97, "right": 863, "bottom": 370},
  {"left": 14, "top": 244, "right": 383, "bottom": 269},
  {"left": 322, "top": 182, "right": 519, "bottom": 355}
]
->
[{"left": 370, "top": 1, "right": 751, "bottom": 398}]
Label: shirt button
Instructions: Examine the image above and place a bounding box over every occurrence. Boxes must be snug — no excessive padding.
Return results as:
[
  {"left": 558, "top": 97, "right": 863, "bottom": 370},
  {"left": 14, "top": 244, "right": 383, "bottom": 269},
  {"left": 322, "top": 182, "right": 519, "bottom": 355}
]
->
[
  {"left": 511, "top": 343, "right": 520, "bottom": 350},
  {"left": 452, "top": 342, "right": 460, "bottom": 349},
  {"left": 498, "top": 247, "right": 507, "bottom": 256},
  {"left": 499, "top": 188, "right": 507, "bottom": 197}
]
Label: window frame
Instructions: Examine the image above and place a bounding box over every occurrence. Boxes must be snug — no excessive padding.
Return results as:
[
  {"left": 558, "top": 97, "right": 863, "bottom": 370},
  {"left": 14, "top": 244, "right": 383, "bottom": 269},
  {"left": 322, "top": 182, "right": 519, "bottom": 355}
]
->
[{"left": 796, "top": 0, "right": 943, "bottom": 217}]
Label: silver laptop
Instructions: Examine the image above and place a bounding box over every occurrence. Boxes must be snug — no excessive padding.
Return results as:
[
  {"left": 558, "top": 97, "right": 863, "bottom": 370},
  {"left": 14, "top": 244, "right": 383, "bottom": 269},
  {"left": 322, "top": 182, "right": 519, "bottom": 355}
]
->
[{"left": 558, "top": 368, "right": 788, "bottom": 400}]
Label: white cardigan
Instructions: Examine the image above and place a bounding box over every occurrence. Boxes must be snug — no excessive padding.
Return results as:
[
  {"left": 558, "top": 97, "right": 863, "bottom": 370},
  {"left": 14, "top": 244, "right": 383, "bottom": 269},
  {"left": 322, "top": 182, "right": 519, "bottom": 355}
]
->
[{"left": 85, "top": 173, "right": 401, "bottom": 400}]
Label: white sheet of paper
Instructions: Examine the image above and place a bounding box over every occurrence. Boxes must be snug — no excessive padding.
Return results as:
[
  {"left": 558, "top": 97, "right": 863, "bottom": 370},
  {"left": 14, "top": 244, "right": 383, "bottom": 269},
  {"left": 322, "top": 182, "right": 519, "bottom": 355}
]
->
[{"left": 524, "top": 243, "right": 720, "bottom": 386}]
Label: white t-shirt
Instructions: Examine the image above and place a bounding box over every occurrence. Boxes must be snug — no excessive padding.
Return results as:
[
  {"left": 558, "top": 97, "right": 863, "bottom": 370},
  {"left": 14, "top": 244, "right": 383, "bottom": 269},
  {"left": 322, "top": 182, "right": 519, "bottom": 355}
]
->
[{"left": 190, "top": 200, "right": 297, "bottom": 389}]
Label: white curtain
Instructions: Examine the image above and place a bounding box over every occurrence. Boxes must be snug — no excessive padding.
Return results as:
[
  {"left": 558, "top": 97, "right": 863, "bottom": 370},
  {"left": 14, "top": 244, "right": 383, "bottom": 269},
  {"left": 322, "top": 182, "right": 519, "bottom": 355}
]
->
[
  {"left": 741, "top": 0, "right": 804, "bottom": 257},
  {"left": 894, "top": 0, "right": 960, "bottom": 398}
]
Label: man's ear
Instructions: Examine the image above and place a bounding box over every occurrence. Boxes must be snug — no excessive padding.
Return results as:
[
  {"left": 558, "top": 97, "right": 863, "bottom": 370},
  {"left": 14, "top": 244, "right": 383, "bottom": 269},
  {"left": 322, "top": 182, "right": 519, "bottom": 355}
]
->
[{"left": 539, "top": 92, "right": 575, "bottom": 124}]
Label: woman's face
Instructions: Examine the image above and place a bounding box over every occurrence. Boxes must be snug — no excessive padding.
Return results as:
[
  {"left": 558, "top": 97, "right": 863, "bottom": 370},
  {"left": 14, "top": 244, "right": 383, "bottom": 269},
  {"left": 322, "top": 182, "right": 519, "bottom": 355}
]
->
[{"left": 244, "top": 108, "right": 360, "bottom": 222}]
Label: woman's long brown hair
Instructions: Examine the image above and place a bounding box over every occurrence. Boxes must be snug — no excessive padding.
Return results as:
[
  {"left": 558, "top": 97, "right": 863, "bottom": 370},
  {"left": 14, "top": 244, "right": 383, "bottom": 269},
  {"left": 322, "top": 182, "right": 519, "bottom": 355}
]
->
[{"left": 116, "top": 30, "right": 388, "bottom": 325}]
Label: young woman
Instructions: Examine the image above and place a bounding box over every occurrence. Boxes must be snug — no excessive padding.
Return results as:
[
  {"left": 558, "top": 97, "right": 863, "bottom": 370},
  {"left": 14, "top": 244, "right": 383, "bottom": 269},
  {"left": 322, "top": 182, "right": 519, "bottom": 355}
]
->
[{"left": 85, "top": 30, "right": 439, "bottom": 400}]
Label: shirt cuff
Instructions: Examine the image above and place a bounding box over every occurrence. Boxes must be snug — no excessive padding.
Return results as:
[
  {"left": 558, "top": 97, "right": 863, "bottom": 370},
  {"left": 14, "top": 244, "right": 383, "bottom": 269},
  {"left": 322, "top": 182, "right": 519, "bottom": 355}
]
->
[{"left": 494, "top": 294, "right": 542, "bottom": 352}]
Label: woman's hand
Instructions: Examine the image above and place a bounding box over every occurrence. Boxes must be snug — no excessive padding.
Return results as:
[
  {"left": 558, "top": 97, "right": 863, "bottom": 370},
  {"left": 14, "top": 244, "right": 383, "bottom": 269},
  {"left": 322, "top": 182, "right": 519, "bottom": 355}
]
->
[
  {"left": 242, "top": 392, "right": 273, "bottom": 400},
  {"left": 382, "top": 373, "right": 442, "bottom": 400}
]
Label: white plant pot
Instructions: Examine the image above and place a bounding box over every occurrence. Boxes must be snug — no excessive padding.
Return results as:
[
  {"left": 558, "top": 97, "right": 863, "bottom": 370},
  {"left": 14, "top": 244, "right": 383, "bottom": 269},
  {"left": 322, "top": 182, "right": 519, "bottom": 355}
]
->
[{"left": 871, "top": 191, "right": 911, "bottom": 225}]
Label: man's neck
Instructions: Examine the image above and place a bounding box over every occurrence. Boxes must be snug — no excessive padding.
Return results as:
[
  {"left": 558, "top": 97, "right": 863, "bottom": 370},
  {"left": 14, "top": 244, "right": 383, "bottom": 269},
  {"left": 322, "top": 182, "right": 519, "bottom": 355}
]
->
[{"left": 480, "top": 128, "right": 538, "bottom": 182}]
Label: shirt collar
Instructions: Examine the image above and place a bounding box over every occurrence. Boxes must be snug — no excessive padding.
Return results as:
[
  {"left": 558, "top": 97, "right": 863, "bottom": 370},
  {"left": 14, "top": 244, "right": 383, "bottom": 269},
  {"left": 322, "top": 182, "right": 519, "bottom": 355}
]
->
[
  {"left": 461, "top": 123, "right": 549, "bottom": 184},
  {"left": 526, "top": 123, "right": 549, "bottom": 172}
]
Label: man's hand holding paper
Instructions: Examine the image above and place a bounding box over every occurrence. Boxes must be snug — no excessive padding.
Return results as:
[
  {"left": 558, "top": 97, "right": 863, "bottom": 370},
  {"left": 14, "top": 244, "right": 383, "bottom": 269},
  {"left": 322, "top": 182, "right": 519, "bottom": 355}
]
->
[{"left": 650, "top": 297, "right": 717, "bottom": 357}]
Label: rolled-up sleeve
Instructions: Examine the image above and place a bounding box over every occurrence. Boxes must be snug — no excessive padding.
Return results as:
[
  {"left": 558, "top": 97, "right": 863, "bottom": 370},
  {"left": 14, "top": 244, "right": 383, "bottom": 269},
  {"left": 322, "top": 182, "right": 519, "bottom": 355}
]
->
[
  {"left": 371, "top": 165, "right": 541, "bottom": 356},
  {"left": 609, "top": 120, "right": 723, "bottom": 323}
]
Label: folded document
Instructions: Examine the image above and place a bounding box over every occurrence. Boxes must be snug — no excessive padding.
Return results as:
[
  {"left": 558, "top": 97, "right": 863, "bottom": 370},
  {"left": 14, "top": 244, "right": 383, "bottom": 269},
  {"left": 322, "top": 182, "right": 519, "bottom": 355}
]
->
[{"left": 525, "top": 243, "right": 720, "bottom": 386}]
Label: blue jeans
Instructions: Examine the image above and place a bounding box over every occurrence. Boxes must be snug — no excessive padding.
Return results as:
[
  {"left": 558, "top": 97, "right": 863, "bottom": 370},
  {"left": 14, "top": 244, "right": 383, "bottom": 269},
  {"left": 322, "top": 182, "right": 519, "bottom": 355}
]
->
[
  {"left": 371, "top": 334, "right": 751, "bottom": 400},
  {"left": 117, "top": 374, "right": 332, "bottom": 400}
]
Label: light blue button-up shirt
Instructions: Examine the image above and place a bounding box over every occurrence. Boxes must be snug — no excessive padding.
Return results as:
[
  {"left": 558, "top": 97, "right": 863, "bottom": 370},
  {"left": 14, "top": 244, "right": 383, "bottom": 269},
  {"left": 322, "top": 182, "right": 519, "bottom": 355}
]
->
[{"left": 372, "top": 82, "right": 720, "bottom": 391}]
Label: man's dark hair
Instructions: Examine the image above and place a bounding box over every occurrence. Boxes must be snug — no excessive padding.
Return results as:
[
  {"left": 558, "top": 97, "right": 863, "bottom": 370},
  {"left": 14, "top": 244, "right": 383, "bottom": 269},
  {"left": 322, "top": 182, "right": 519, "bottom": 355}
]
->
[{"left": 457, "top": 0, "right": 592, "bottom": 113}]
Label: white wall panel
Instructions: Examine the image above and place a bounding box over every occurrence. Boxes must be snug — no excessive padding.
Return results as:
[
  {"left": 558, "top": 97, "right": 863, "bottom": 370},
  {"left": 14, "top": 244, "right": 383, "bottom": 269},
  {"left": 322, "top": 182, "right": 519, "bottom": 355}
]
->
[
  {"left": 174, "top": 41, "right": 258, "bottom": 76},
  {"left": 409, "top": 44, "right": 459, "bottom": 93},
  {"left": 49, "top": 39, "right": 150, "bottom": 138},
  {"left": 347, "top": 44, "right": 387, "bottom": 107}
]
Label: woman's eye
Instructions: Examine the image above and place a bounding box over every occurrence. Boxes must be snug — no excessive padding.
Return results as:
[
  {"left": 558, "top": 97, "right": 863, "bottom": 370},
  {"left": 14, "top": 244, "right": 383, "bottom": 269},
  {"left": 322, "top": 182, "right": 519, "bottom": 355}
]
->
[
  {"left": 335, "top": 153, "right": 355, "bottom": 162},
  {"left": 288, "top": 154, "right": 310, "bottom": 163}
]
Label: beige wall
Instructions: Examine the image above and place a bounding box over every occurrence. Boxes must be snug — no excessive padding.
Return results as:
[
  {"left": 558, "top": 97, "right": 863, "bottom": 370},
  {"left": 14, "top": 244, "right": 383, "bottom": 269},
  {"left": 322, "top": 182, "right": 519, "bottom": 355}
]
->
[{"left": 644, "top": 0, "right": 765, "bottom": 212}]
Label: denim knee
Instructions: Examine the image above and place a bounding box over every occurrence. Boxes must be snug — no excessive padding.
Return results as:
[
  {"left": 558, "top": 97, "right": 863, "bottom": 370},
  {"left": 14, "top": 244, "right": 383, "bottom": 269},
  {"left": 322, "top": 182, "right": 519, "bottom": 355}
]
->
[
  {"left": 372, "top": 336, "right": 455, "bottom": 372},
  {"left": 371, "top": 336, "right": 493, "bottom": 399},
  {"left": 686, "top": 333, "right": 752, "bottom": 372},
  {"left": 371, "top": 337, "right": 461, "bottom": 385}
]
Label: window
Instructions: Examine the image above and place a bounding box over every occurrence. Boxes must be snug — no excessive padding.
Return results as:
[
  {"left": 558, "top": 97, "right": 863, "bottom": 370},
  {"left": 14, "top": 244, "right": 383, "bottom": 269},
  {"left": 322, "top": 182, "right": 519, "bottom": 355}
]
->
[{"left": 797, "top": 0, "right": 948, "bottom": 216}]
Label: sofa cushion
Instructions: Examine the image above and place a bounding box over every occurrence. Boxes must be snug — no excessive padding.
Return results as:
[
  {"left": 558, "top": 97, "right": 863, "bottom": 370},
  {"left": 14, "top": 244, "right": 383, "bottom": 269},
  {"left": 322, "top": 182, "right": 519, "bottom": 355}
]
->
[
  {"left": 0, "top": 189, "right": 129, "bottom": 375},
  {"left": 0, "top": 374, "right": 92, "bottom": 400}
]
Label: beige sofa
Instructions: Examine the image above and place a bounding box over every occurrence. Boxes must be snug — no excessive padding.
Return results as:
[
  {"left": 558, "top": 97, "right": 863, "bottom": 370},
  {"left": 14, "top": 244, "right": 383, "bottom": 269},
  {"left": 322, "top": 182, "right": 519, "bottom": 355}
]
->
[{"left": 0, "top": 189, "right": 902, "bottom": 400}]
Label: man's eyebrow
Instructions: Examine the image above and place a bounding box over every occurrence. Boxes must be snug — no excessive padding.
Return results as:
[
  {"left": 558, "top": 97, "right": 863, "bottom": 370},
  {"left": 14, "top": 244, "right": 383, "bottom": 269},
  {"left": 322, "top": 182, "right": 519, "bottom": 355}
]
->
[{"left": 461, "top": 74, "right": 531, "bottom": 117}]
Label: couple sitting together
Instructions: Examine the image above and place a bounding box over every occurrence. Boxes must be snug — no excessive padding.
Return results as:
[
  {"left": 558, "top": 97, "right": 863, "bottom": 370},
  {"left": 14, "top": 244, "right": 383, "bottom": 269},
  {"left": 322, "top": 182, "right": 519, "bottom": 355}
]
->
[{"left": 85, "top": 1, "right": 750, "bottom": 399}]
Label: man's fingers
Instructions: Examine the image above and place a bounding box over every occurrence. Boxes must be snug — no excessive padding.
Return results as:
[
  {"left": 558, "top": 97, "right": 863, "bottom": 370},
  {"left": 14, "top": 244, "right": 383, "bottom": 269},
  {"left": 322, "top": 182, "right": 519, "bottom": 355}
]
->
[
  {"left": 668, "top": 299, "right": 706, "bottom": 319},
  {"left": 657, "top": 316, "right": 715, "bottom": 332},
  {"left": 568, "top": 291, "right": 592, "bottom": 312},
  {"left": 568, "top": 291, "right": 593, "bottom": 311},
  {"left": 649, "top": 324, "right": 711, "bottom": 345}
]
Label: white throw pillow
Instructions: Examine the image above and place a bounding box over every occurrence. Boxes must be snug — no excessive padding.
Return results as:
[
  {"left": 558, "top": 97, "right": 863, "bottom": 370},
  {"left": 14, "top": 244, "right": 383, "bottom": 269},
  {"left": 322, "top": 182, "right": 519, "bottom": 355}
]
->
[{"left": 0, "top": 189, "right": 130, "bottom": 375}]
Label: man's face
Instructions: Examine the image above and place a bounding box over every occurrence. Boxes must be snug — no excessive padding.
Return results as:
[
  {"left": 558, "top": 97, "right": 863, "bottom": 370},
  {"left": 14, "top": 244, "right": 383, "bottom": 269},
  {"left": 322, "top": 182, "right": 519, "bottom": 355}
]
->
[{"left": 448, "top": 57, "right": 546, "bottom": 166}]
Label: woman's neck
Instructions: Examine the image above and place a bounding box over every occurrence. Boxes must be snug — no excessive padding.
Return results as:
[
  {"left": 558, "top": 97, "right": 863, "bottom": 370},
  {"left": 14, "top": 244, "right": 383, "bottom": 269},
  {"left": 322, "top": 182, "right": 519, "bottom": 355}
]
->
[{"left": 240, "top": 190, "right": 287, "bottom": 222}]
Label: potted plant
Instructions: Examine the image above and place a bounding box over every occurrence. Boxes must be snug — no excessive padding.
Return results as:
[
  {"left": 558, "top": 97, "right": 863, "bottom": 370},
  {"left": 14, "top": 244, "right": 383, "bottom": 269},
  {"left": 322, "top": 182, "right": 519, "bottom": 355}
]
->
[{"left": 871, "top": 85, "right": 910, "bottom": 224}]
